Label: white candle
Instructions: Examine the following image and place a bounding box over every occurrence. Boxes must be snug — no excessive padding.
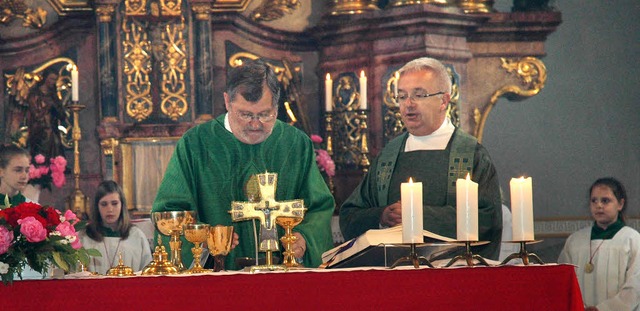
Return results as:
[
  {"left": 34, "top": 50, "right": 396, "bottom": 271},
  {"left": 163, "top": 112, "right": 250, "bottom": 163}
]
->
[
  {"left": 325, "top": 73, "right": 333, "bottom": 112},
  {"left": 456, "top": 173, "right": 478, "bottom": 241},
  {"left": 510, "top": 176, "right": 534, "bottom": 241},
  {"left": 394, "top": 71, "right": 399, "bottom": 100},
  {"left": 359, "top": 70, "right": 367, "bottom": 110},
  {"left": 401, "top": 178, "right": 423, "bottom": 243},
  {"left": 71, "top": 66, "right": 79, "bottom": 101}
]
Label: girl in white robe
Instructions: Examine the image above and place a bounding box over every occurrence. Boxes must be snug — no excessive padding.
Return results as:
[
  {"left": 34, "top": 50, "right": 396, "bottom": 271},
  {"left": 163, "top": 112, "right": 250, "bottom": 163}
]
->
[
  {"left": 558, "top": 177, "right": 640, "bottom": 311},
  {"left": 80, "top": 181, "right": 152, "bottom": 274}
]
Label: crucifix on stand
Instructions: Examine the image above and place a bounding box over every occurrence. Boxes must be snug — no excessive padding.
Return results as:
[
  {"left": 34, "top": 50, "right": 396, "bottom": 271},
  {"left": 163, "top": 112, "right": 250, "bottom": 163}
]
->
[{"left": 229, "top": 172, "right": 306, "bottom": 272}]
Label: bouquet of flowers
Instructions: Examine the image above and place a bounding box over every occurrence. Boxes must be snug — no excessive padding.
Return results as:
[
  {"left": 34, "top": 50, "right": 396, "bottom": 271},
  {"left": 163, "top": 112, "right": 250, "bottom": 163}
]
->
[
  {"left": 311, "top": 134, "right": 335, "bottom": 178},
  {"left": 0, "top": 202, "right": 99, "bottom": 284},
  {"left": 29, "top": 154, "right": 67, "bottom": 191}
]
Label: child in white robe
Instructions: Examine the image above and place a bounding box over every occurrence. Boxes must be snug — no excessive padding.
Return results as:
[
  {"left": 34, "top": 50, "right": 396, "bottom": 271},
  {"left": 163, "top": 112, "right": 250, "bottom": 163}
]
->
[
  {"left": 558, "top": 177, "right": 640, "bottom": 311},
  {"left": 80, "top": 181, "right": 152, "bottom": 274}
]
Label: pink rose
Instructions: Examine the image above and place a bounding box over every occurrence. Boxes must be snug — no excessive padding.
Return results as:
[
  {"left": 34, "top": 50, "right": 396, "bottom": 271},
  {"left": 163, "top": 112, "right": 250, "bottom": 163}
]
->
[
  {"left": 28, "top": 164, "right": 42, "bottom": 179},
  {"left": 63, "top": 209, "right": 78, "bottom": 225},
  {"left": 50, "top": 156, "right": 67, "bottom": 172},
  {"left": 34, "top": 154, "right": 45, "bottom": 164},
  {"left": 56, "top": 221, "right": 81, "bottom": 249},
  {"left": 310, "top": 134, "right": 323, "bottom": 144},
  {"left": 0, "top": 226, "right": 13, "bottom": 255},
  {"left": 17, "top": 216, "right": 47, "bottom": 243},
  {"left": 38, "top": 165, "right": 50, "bottom": 176},
  {"left": 315, "top": 149, "right": 336, "bottom": 177},
  {"left": 51, "top": 171, "right": 66, "bottom": 188}
]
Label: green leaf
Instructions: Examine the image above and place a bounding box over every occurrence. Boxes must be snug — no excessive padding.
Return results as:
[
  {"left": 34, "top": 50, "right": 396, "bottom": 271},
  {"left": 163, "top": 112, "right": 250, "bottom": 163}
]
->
[
  {"left": 85, "top": 248, "right": 102, "bottom": 257},
  {"left": 52, "top": 252, "right": 69, "bottom": 271}
]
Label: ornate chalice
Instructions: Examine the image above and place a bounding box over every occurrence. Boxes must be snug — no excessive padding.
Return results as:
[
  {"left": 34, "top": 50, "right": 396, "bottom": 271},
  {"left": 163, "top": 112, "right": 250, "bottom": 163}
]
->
[
  {"left": 183, "top": 223, "right": 211, "bottom": 274},
  {"left": 276, "top": 215, "right": 305, "bottom": 268},
  {"left": 207, "top": 225, "right": 234, "bottom": 272},
  {"left": 152, "top": 211, "right": 196, "bottom": 272}
]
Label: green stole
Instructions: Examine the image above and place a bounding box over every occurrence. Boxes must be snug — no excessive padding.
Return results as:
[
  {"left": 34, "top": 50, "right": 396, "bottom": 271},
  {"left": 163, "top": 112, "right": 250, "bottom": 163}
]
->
[
  {"left": 0, "top": 192, "right": 27, "bottom": 208},
  {"left": 375, "top": 129, "right": 477, "bottom": 206}
]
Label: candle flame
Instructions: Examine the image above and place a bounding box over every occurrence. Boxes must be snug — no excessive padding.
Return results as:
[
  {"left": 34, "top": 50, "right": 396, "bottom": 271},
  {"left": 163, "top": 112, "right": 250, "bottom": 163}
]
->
[
  {"left": 466, "top": 173, "right": 471, "bottom": 180},
  {"left": 326, "top": 73, "right": 331, "bottom": 80},
  {"left": 360, "top": 70, "right": 365, "bottom": 78},
  {"left": 408, "top": 177, "right": 413, "bottom": 183}
]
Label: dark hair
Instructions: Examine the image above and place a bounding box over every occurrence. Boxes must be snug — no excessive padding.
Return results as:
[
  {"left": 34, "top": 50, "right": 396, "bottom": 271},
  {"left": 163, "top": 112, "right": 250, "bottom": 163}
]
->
[
  {"left": 0, "top": 144, "right": 30, "bottom": 169},
  {"left": 86, "top": 180, "right": 132, "bottom": 241},
  {"left": 590, "top": 177, "right": 628, "bottom": 222},
  {"left": 225, "top": 59, "right": 280, "bottom": 107}
]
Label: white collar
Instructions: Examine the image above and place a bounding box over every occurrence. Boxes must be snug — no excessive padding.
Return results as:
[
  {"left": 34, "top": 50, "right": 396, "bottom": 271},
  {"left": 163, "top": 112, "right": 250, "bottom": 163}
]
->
[
  {"left": 404, "top": 118, "right": 454, "bottom": 151},
  {"left": 224, "top": 113, "right": 232, "bottom": 132}
]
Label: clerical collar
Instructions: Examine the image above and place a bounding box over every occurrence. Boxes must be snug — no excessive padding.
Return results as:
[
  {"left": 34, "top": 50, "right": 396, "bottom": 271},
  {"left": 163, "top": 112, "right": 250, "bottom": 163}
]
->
[
  {"left": 100, "top": 226, "right": 121, "bottom": 237},
  {"left": 404, "top": 118, "right": 454, "bottom": 152},
  {"left": 591, "top": 218, "right": 625, "bottom": 240},
  {"left": 224, "top": 113, "right": 232, "bottom": 132}
]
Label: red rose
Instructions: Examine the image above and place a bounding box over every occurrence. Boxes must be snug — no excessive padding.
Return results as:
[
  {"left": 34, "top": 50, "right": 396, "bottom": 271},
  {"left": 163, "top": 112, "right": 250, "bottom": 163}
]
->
[
  {"left": 44, "top": 207, "right": 61, "bottom": 227},
  {"left": 15, "top": 202, "right": 41, "bottom": 219},
  {"left": 1, "top": 207, "right": 19, "bottom": 227}
]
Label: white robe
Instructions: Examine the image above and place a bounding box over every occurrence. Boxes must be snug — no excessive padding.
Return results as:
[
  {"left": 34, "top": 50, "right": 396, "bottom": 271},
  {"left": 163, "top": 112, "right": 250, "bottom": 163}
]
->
[
  {"left": 558, "top": 226, "right": 640, "bottom": 311},
  {"left": 80, "top": 226, "right": 153, "bottom": 275}
]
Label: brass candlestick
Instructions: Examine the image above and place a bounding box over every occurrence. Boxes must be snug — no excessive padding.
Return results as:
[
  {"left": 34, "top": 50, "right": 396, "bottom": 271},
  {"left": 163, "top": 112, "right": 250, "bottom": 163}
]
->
[
  {"left": 324, "top": 112, "right": 335, "bottom": 193},
  {"left": 65, "top": 102, "right": 88, "bottom": 218},
  {"left": 390, "top": 244, "right": 434, "bottom": 269},
  {"left": 183, "top": 223, "right": 211, "bottom": 274},
  {"left": 358, "top": 110, "right": 370, "bottom": 174},
  {"left": 276, "top": 214, "right": 305, "bottom": 268},
  {"left": 444, "top": 241, "right": 490, "bottom": 267},
  {"left": 500, "top": 240, "right": 545, "bottom": 266},
  {"left": 153, "top": 211, "right": 196, "bottom": 272}
]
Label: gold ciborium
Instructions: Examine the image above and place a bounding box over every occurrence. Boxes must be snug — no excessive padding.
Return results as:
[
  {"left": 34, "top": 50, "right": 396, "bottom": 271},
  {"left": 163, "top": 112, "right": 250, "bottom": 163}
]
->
[
  {"left": 276, "top": 216, "right": 304, "bottom": 267},
  {"left": 207, "top": 225, "right": 234, "bottom": 272},
  {"left": 153, "top": 211, "right": 196, "bottom": 271},
  {"left": 183, "top": 223, "right": 211, "bottom": 274}
]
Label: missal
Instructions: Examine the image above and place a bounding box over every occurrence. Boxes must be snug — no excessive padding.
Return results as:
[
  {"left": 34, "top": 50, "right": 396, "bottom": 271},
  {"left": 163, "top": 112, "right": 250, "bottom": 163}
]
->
[{"left": 321, "top": 226, "right": 455, "bottom": 269}]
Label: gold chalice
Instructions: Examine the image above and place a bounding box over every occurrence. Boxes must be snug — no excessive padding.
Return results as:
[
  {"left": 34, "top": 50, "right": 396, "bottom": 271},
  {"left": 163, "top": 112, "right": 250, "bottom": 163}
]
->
[
  {"left": 152, "top": 211, "right": 196, "bottom": 271},
  {"left": 207, "top": 225, "right": 234, "bottom": 272},
  {"left": 276, "top": 216, "right": 304, "bottom": 267},
  {"left": 183, "top": 223, "right": 211, "bottom": 274}
]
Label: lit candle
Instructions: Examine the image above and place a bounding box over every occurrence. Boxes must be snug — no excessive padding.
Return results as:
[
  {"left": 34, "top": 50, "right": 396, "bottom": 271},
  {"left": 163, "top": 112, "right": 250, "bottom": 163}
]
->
[
  {"left": 359, "top": 70, "right": 367, "bottom": 110},
  {"left": 71, "top": 66, "right": 79, "bottom": 101},
  {"left": 401, "top": 178, "right": 423, "bottom": 243},
  {"left": 510, "top": 176, "right": 534, "bottom": 241},
  {"left": 325, "top": 73, "right": 333, "bottom": 112},
  {"left": 394, "top": 71, "right": 399, "bottom": 99},
  {"left": 456, "top": 173, "right": 478, "bottom": 241}
]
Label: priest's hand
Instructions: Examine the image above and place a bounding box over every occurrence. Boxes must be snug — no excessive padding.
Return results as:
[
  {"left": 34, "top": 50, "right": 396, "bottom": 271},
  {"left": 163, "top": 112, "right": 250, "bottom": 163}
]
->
[
  {"left": 231, "top": 232, "right": 240, "bottom": 250},
  {"left": 380, "top": 201, "right": 402, "bottom": 227},
  {"left": 290, "top": 232, "right": 306, "bottom": 259}
]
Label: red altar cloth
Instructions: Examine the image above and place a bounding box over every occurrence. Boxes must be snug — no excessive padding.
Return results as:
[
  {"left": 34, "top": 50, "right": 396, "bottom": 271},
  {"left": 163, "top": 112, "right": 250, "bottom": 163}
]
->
[{"left": 1, "top": 264, "right": 582, "bottom": 310}]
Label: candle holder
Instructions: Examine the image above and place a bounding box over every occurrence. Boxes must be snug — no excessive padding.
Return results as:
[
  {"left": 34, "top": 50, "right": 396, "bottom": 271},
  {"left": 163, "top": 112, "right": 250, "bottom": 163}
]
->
[
  {"left": 324, "top": 112, "right": 335, "bottom": 193},
  {"left": 357, "top": 109, "right": 370, "bottom": 173},
  {"left": 444, "top": 241, "right": 490, "bottom": 267},
  {"left": 65, "top": 101, "right": 89, "bottom": 219},
  {"left": 500, "top": 240, "right": 545, "bottom": 266},
  {"left": 390, "top": 243, "right": 434, "bottom": 269}
]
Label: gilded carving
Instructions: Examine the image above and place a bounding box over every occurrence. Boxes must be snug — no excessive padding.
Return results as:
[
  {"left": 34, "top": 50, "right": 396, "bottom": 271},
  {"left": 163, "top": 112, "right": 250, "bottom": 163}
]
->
[
  {"left": 474, "top": 57, "right": 547, "bottom": 142},
  {"left": 0, "top": 0, "right": 47, "bottom": 29},
  {"left": 126, "top": 0, "right": 148, "bottom": 16},
  {"left": 159, "top": 0, "right": 181, "bottom": 16},
  {"left": 191, "top": 3, "right": 210, "bottom": 20},
  {"left": 159, "top": 19, "right": 188, "bottom": 121},
  {"left": 100, "top": 138, "right": 119, "bottom": 155},
  {"left": 123, "top": 19, "right": 153, "bottom": 121},
  {"left": 96, "top": 4, "right": 116, "bottom": 23},
  {"left": 211, "top": 0, "right": 250, "bottom": 12},
  {"left": 329, "top": 0, "right": 378, "bottom": 15},
  {"left": 251, "top": 0, "right": 301, "bottom": 22}
]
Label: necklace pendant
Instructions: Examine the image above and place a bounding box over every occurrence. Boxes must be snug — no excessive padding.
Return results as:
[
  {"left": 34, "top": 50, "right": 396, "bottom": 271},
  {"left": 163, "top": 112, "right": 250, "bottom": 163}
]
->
[{"left": 585, "top": 262, "right": 594, "bottom": 273}]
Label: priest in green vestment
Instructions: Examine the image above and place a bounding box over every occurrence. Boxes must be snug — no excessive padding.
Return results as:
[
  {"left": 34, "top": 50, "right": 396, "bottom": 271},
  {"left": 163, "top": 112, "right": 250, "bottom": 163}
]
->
[
  {"left": 152, "top": 60, "right": 334, "bottom": 270},
  {"left": 339, "top": 57, "right": 502, "bottom": 259}
]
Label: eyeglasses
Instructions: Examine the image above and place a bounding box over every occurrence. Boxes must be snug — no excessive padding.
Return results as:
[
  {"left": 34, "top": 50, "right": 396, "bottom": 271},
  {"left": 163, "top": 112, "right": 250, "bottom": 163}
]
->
[
  {"left": 394, "top": 91, "right": 445, "bottom": 104},
  {"left": 235, "top": 111, "right": 276, "bottom": 123}
]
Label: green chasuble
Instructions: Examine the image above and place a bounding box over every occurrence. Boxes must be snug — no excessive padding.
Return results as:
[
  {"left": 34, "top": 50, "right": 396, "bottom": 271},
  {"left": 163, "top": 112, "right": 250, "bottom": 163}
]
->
[
  {"left": 340, "top": 129, "right": 502, "bottom": 259},
  {"left": 152, "top": 115, "right": 334, "bottom": 270},
  {"left": 0, "top": 192, "right": 27, "bottom": 208}
]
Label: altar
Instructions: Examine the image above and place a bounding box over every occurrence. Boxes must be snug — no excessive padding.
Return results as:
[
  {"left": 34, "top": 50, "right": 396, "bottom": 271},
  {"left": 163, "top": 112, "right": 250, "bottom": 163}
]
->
[{"left": 2, "top": 264, "right": 583, "bottom": 310}]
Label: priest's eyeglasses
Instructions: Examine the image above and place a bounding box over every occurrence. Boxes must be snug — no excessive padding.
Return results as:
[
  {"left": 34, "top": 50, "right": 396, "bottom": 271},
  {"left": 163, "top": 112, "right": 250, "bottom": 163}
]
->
[
  {"left": 394, "top": 91, "right": 445, "bottom": 104},
  {"left": 236, "top": 111, "right": 276, "bottom": 123}
]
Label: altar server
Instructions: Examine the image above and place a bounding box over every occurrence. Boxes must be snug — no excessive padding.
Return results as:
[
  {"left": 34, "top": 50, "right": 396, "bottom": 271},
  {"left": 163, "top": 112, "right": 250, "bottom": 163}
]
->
[
  {"left": 81, "top": 180, "right": 152, "bottom": 274},
  {"left": 558, "top": 177, "right": 640, "bottom": 311},
  {"left": 0, "top": 144, "right": 31, "bottom": 207},
  {"left": 152, "top": 59, "right": 334, "bottom": 269}
]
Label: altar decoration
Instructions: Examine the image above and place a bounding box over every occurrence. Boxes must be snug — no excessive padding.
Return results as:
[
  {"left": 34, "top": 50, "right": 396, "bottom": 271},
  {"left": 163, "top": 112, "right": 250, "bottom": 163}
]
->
[
  {"left": 311, "top": 134, "right": 335, "bottom": 178},
  {"left": 28, "top": 154, "right": 67, "bottom": 190},
  {"left": 0, "top": 202, "right": 99, "bottom": 284}
]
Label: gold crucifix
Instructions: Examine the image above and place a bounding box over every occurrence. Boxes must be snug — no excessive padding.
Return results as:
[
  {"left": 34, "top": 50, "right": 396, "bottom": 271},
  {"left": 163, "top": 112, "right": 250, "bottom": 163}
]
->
[{"left": 229, "top": 172, "right": 305, "bottom": 271}]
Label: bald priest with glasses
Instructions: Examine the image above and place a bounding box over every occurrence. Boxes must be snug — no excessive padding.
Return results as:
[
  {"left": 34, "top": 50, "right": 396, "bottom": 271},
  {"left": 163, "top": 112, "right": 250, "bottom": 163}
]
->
[
  {"left": 152, "top": 59, "right": 334, "bottom": 270},
  {"left": 339, "top": 57, "right": 502, "bottom": 260}
]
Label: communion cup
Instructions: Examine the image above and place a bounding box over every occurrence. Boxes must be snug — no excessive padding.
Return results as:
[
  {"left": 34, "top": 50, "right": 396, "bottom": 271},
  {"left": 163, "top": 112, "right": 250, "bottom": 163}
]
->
[
  {"left": 276, "top": 216, "right": 304, "bottom": 267},
  {"left": 207, "top": 225, "right": 234, "bottom": 272},
  {"left": 152, "top": 211, "right": 197, "bottom": 271},
  {"left": 183, "top": 223, "right": 211, "bottom": 274}
]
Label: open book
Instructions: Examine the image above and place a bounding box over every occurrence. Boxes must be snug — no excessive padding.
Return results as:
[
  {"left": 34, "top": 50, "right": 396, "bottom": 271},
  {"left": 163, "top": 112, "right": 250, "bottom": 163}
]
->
[{"left": 321, "top": 226, "right": 455, "bottom": 269}]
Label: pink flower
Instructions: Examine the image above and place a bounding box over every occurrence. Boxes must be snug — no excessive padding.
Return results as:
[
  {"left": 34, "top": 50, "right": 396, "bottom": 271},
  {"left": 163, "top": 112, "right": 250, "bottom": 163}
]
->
[
  {"left": 0, "top": 226, "right": 13, "bottom": 255},
  {"left": 63, "top": 209, "right": 78, "bottom": 225},
  {"left": 51, "top": 171, "right": 66, "bottom": 188},
  {"left": 28, "top": 164, "right": 42, "bottom": 179},
  {"left": 315, "top": 149, "right": 336, "bottom": 177},
  {"left": 34, "top": 154, "right": 45, "bottom": 164},
  {"left": 17, "top": 216, "right": 47, "bottom": 243},
  {"left": 50, "top": 156, "right": 67, "bottom": 172},
  {"left": 310, "top": 134, "right": 323, "bottom": 144},
  {"left": 56, "top": 222, "right": 81, "bottom": 249},
  {"left": 38, "top": 165, "right": 50, "bottom": 176}
]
